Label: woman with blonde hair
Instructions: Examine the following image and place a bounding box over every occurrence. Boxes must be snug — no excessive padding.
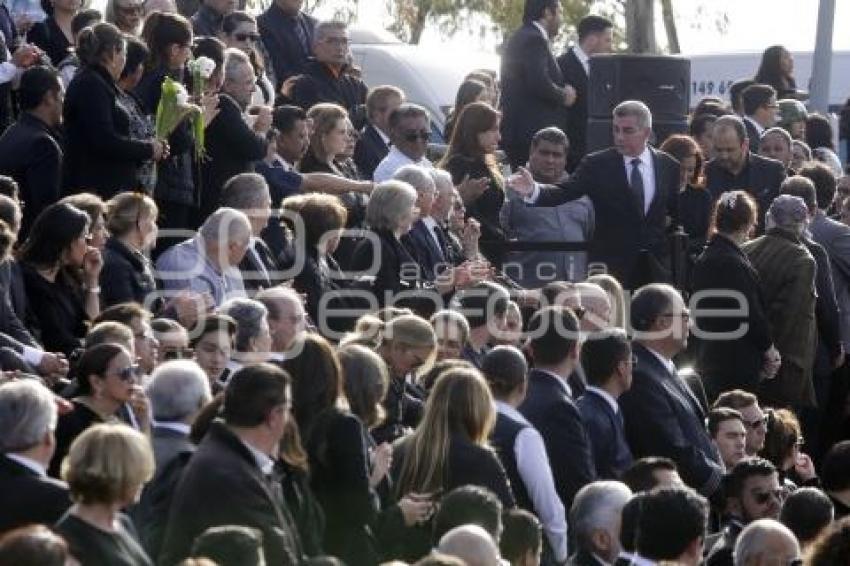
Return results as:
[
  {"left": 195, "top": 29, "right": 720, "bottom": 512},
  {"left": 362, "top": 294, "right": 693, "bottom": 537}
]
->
[
  {"left": 373, "top": 314, "right": 437, "bottom": 444},
  {"left": 586, "top": 274, "right": 626, "bottom": 329},
  {"left": 100, "top": 192, "right": 159, "bottom": 307},
  {"left": 299, "top": 103, "right": 354, "bottom": 178},
  {"left": 55, "top": 423, "right": 155, "bottom": 565}
]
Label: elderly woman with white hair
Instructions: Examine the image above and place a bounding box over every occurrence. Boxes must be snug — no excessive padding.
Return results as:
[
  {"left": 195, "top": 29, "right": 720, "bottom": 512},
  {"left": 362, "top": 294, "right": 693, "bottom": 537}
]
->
[
  {"left": 743, "top": 194, "right": 818, "bottom": 408},
  {"left": 351, "top": 180, "right": 459, "bottom": 310},
  {"left": 218, "top": 297, "right": 273, "bottom": 374},
  {"left": 0, "top": 380, "right": 71, "bottom": 532},
  {"left": 146, "top": 360, "right": 212, "bottom": 472}
]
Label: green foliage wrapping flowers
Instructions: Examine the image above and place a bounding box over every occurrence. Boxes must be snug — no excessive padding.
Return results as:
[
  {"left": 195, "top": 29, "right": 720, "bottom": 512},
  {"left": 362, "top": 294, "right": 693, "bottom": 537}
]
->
[{"left": 155, "top": 76, "right": 204, "bottom": 159}]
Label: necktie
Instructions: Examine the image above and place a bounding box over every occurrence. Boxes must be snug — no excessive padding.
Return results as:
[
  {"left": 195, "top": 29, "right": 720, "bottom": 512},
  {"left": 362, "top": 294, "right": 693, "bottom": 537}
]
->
[
  {"left": 433, "top": 225, "right": 449, "bottom": 260},
  {"left": 630, "top": 158, "right": 645, "bottom": 215},
  {"left": 292, "top": 16, "right": 309, "bottom": 59}
]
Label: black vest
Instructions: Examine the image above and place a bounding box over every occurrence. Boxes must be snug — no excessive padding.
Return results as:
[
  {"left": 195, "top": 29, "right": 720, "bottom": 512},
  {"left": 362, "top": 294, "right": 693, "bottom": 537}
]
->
[{"left": 490, "top": 411, "right": 533, "bottom": 511}]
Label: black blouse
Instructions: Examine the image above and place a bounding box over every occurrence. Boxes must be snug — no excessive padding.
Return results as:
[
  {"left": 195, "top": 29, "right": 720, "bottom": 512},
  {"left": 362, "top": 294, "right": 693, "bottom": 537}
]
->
[
  {"left": 54, "top": 512, "right": 153, "bottom": 566},
  {"left": 27, "top": 17, "right": 72, "bottom": 66},
  {"left": 21, "top": 263, "right": 87, "bottom": 357}
]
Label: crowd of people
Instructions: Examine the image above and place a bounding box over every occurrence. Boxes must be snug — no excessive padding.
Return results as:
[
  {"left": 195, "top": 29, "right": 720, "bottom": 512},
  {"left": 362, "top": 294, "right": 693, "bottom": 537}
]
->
[{"left": 1, "top": 0, "right": 850, "bottom": 564}]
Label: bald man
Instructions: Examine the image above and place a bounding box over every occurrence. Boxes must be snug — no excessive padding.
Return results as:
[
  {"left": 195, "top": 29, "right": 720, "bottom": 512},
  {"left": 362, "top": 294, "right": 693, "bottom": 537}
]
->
[
  {"left": 733, "top": 519, "right": 801, "bottom": 566},
  {"left": 438, "top": 525, "right": 504, "bottom": 566}
]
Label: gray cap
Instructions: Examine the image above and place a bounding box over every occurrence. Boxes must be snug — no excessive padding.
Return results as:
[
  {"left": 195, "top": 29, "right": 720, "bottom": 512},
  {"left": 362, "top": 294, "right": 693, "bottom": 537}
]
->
[{"left": 768, "top": 194, "right": 808, "bottom": 228}]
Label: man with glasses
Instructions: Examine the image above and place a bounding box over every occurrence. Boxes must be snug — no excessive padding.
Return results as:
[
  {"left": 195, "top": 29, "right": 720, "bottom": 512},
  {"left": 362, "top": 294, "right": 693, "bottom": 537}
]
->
[
  {"left": 706, "top": 115, "right": 786, "bottom": 232},
  {"left": 255, "top": 286, "right": 306, "bottom": 359},
  {"left": 741, "top": 84, "right": 779, "bottom": 154},
  {"left": 707, "top": 458, "right": 783, "bottom": 566},
  {"left": 190, "top": 0, "right": 236, "bottom": 37},
  {"left": 713, "top": 389, "right": 769, "bottom": 457},
  {"left": 619, "top": 284, "right": 724, "bottom": 501},
  {"left": 373, "top": 103, "right": 432, "bottom": 183},
  {"left": 290, "top": 21, "right": 368, "bottom": 128}
]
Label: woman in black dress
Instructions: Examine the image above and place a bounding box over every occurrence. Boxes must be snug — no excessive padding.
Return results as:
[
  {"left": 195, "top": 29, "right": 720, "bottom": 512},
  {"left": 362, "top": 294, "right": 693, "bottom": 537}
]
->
[
  {"left": 19, "top": 203, "right": 102, "bottom": 356},
  {"left": 49, "top": 343, "right": 150, "bottom": 477},
  {"left": 27, "top": 0, "right": 80, "bottom": 65},
  {"left": 439, "top": 101, "right": 507, "bottom": 267},
  {"left": 660, "top": 134, "right": 712, "bottom": 259},
  {"left": 299, "top": 103, "right": 355, "bottom": 178},
  {"left": 63, "top": 23, "right": 167, "bottom": 198},
  {"left": 55, "top": 423, "right": 155, "bottom": 565}
]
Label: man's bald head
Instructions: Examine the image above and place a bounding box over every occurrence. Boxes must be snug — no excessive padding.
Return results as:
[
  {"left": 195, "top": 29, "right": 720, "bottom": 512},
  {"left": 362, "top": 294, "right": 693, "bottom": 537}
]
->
[
  {"left": 576, "top": 282, "right": 612, "bottom": 330},
  {"left": 438, "top": 525, "right": 503, "bottom": 566},
  {"left": 734, "top": 519, "right": 800, "bottom": 566}
]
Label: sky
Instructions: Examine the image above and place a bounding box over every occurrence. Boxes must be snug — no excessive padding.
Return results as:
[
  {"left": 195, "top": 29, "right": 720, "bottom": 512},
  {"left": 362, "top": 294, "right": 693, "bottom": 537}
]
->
[{"left": 311, "top": 0, "right": 850, "bottom": 56}]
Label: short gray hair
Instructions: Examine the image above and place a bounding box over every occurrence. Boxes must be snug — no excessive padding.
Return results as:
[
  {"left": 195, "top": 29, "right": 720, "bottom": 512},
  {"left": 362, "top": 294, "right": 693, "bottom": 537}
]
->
[
  {"left": 313, "top": 20, "right": 347, "bottom": 44},
  {"left": 146, "top": 361, "right": 212, "bottom": 422},
  {"left": 223, "top": 47, "right": 251, "bottom": 82},
  {"left": 430, "top": 169, "right": 454, "bottom": 195},
  {"left": 393, "top": 164, "right": 436, "bottom": 194},
  {"left": 366, "top": 180, "right": 418, "bottom": 231},
  {"left": 221, "top": 173, "right": 270, "bottom": 211},
  {"left": 571, "top": 481, "right": 633, "bottom": 552},
  {"left": 255, "top": 286, "right": 303, "bottom": 321},
  {"left": 613, "top": 100, "right": 652, "bottom": 130},
  {"left": 734, "top": 519, "right": 799, "bottom": 566},
  {"left": 199, "top": 207, "right": 252, "bottom": 245},
  {"left": 220, "top": 297, "right": 269, "bottom": 351},
  {"left": 0, "top": 380, "right": 57, "bottom": 453}
]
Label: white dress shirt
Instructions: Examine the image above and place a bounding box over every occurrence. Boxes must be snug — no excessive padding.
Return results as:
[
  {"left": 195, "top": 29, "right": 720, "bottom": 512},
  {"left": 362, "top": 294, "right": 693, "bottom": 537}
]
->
[
  {"left": 572, "top": 44, "right": 590, "bottom": 75},
  {"left": 241, "top": 438, "right": 276, "bottom": 475},
  {"left": 373, "top": 146, "right": 433, "bottom": 183},
  {"left": 585, "top": 385, "right": 619, "bottom": 414},
  {"left": 743, "top": 115, "right": 765, "bottom": 137},
  {"left": 153, "top": 421, "right": 192, "bottom": 435},
  {"left": 6, "top": 453, "right": 47, "bottom": 477},
  {"left": 623, "top": 146, "right": 656, "bottom": 215},
  {"left": 496, "top": 401, "right": 569, "bottom": 562},
  {"left": 421, "top": 216, "right": 444, "bottom": 256}
]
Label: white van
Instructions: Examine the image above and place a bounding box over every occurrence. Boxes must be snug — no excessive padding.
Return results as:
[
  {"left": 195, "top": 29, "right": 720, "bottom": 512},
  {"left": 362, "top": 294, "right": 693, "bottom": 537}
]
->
[
  {"left": 349, "top": 27, "right": 499, "bottom": 143},
  {"left": 688, "top": 50, "right": 850, "bottom": 112}
]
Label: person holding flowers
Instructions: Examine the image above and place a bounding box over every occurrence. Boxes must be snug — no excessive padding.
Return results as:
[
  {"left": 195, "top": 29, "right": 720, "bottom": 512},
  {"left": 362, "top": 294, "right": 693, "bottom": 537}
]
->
[
  {"left": 63, "top": 22, "right": 169, "bottom": 199},
  {"left": 137, "top": 12, "right": 206, "bottom": 235}
]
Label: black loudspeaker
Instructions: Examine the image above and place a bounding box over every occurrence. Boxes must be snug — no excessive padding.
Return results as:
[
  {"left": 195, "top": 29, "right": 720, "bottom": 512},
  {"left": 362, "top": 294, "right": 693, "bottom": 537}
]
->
[
  {"left": 588, "top": 54, "right": 690, "bottom": 120},
  {"left": 586, "top": 118, "right": 688, "bottom": 154}
]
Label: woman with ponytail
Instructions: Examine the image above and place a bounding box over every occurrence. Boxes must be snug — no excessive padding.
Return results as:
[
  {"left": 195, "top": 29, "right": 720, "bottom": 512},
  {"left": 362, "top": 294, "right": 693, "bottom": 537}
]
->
[{"left": 63, "top": 22, "right": 169, "bottom": 198}]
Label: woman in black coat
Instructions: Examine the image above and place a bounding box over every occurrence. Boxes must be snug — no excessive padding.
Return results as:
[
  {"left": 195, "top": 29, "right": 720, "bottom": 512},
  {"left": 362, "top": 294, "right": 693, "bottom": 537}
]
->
[
  {"left": 27, "top": 0, "right": 79, "bottom": 65},
  {"left": 63, "top": 23, "right": 167, "bottom": 198},
  {"left": 440, "top": 101, "right": 507, "bottom": 268},
  {"left": 100, "top": 192, "right": 158, "bottom": 308},
  {"left": 691, "top": 190, "right": 776, "bottom": 400},
  {"left": 135, "top": 12, "right": 199, "bottom": 231},
  {"left": 19, "top": 203, "right": 103, "bottom": 357}
]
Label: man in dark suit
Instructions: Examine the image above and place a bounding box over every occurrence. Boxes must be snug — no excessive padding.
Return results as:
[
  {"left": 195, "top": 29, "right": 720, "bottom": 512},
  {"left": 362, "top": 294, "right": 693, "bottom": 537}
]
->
[
  {"left": 201, "top": 50, "right": 269, "bottom": 223},
  {"left": 741, "top": 84, "right": 778, "bottom": 154},
  {"left": 159, "top": 364, "right": 303, "bottom": 565},
  {"left": 222, "top": 173, "right": 284, "bottom": 292},
  {"left": 568, "top": 481, "right": 633, "bottom": 566},
  {"left": 707, "top": 115, "right": 785, "bottom": 232},
  {"left": 510, "top": 100, "right": 680, "bottom": 288},
  {"left": 577, "top": 328, "right": 634, "bottom": 480},
  {"left": 0, "top": 66, "right": 63, "bottom": 238},
  {"left": 290, "top": 21, "right": 368, "bottom": 128},
  {"left": 354, "top": 85, "right": 404, "bottom": 180},
  {"left": 519, "top": 306, "right": 596, "bottom": 511},
  {"left": 619, "top": 284, "right": 724, "bottom": 500},
  {"left": 258, "top": 0, "right": 316, "bottom": 88},
  {"left": 500, "top": 0, "right": 574, "bottom": 168},
  {"left": 0, "top": 380, "right": 71, "bottom": 533},
  {"left": 557, "top": 15, "right": 613, "bottom": 172},
  {"left": 395, "top": 165, "right": 445, "bottom": 281}
]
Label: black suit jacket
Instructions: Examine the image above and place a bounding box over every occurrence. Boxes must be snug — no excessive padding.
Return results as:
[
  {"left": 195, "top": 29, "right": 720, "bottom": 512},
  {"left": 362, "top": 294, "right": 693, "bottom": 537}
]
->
[
  {"left": 0, "top": 259, "right": 38, "bottom": 351},
  {"left": 518, "top": 369, "right": 596, "bottom": 510},
  {"left": 576, "top": 389, "right": 633, "bottom": 479},
  {"left": 291, "top": 60, "right": 368, "bottom": 128},
  {"left": 744, "top": 118, "right": 761, "bottom": 154},
  {"left": 0, "top": 112, "right": 63, "bottom": 237},
  {"left": 62, "top": 65, "right": 154, "bottom": 198},
  {"left": 557, "top": 47, "right": 589, "bottom": 171},
  {"left": 353, "top": 124, "right": 389, "bottom": 180},
  {"left": 257, "top": 4, "right": 317, "bottom": 86},
  {"left": 705, "top": 153, "right": 785, "bottom": 233},
  {"left": 0, "top": 454, "right": 71, "bottom": 533},
  {"left": 239, "top": 237, "right": 282, "bottom": 293},
  {"left": 500, "top": 23, "right": 567, "bottom": 167},
  {"left": 619, "top": 343, "right": 723, "bottom": 497},
  {"left": 100, "top": 237, "right": 157, "bottom": 309},
  {"left": 534, "top": 147, "right": 680, "bottom": 287},
  {"left": 690, "top": 234, "right": 773, "bottom": 399},
  {"left": 159, "top": 420, "right": 303, "bottom": 566},
  {"left": 402, "top": 219, "right": 446, "bottom": 282},
  {"left": 200, "top": 94, "right": 268, "bottom": 220}
]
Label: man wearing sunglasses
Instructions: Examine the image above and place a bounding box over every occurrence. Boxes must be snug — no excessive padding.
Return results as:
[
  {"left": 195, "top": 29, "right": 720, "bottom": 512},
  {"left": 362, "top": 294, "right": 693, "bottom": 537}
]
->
[
  {"left": 706, "top": 458, "right": 781, "bottom": 566},
  {"left": 373, "top": 103, "right": 432, "bottom": 183}
]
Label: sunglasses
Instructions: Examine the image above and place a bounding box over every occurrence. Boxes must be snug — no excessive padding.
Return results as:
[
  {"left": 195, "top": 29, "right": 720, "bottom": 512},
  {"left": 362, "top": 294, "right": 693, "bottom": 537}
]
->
[
  {"left": 234, "top": 32, "right": 260, "bottom": 42},
  {"left": 751, "top": 488, "right": 784, "bottom": 505},
  {"left": 403, "top": 130, "right": 430, "bottom": 143},
  {"left": 163, "top": 347, "right": 194, "bottom": 361},
  {"left": 114, "top": 365, "right": 141, "bottom": 382}
]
